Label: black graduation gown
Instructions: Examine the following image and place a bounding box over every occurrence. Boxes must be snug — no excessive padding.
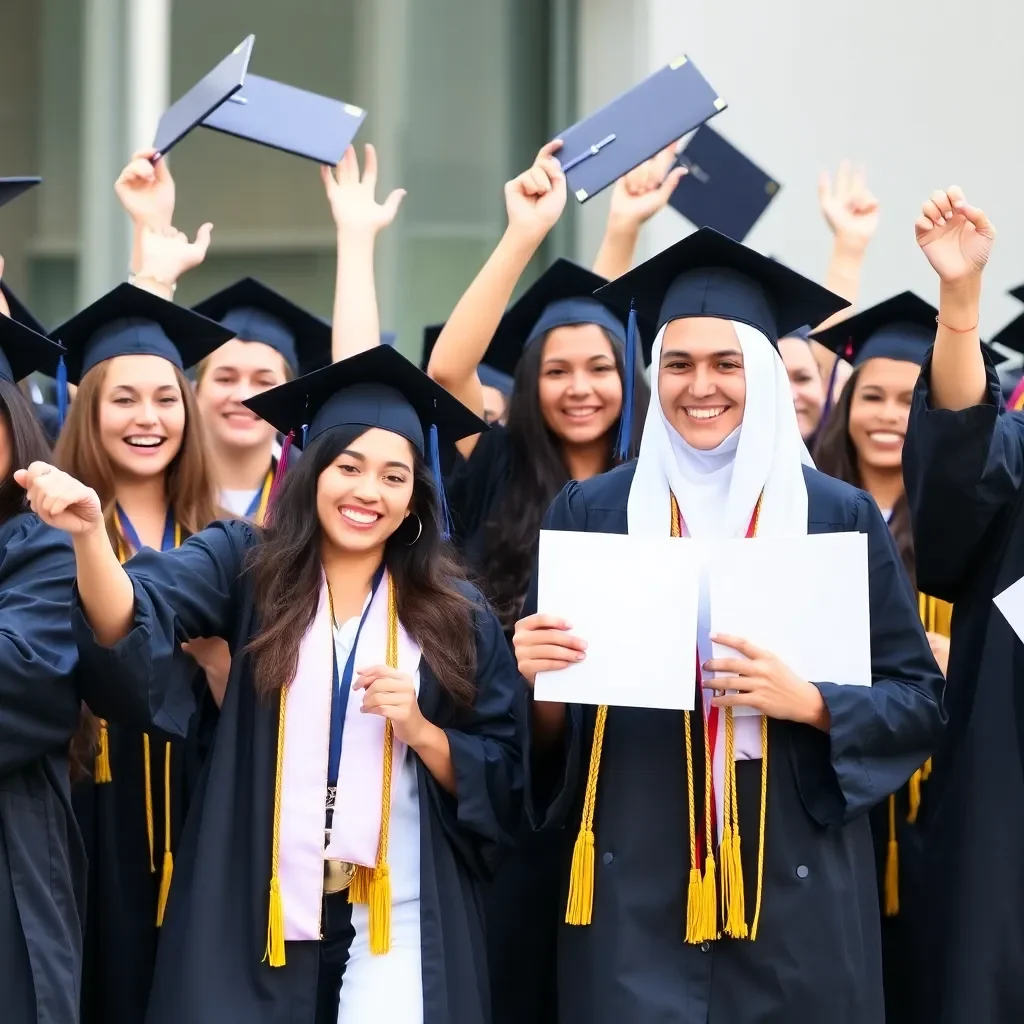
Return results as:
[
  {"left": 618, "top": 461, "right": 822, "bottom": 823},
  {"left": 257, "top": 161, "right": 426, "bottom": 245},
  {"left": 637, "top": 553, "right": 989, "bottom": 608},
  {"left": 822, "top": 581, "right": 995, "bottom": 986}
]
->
[
  {"left": 902, "top": 352, "right": 1024, "bottom": 1023},
  {"left": 446, "top": 425, "right": 562, "bottom": 1024},
  {"left": 525, "top": 461, "right": 946, "bottom": 1024},
  {"left": 70, "top": 519, "right": 523, "bottom": 1024},
  {"left": 0, "top": 513, "right": 85, "bottom": 1024}
]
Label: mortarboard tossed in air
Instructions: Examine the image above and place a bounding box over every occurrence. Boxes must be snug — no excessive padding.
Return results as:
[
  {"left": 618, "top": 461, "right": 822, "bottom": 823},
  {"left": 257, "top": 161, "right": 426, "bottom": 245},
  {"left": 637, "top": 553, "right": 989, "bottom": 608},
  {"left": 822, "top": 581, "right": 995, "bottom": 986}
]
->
[
  {"left": 0, "top": 301, "right": 65, "bottom": 385},
  {"left": 152, "top": 36, "right": 255, "bottom": 158},
  {"left": 553, "top": 55, "right": 726, "bottom": 203},
  {"left": 1, "top": 282, "right": 47, "bottom": 337},
  {"left": 1009, "top": 283, "right": 1024, "bottom": 305},
  {"left": 201, "top": 73, "right": 366, "bottom": 166},
  {"left": 668, "top": 124, "right": 781, "bottom": 242},
  {"left": 47, "top": 283, "right": 235, "bottom": 427},
  {"left": 810, "top": 292, "right": 937, "bottom": 367},
  {"left": 988, "top": 310, "right": 1024, "bottom": 409},
  {"left": 192, "top": 277, "right": 332, "bottom": 376},
  {"left": 0, "top": 177, "right": 42, "bottom": 211},
  {"left": 595, "top": 227, "right": 848, "bottom": 456}
]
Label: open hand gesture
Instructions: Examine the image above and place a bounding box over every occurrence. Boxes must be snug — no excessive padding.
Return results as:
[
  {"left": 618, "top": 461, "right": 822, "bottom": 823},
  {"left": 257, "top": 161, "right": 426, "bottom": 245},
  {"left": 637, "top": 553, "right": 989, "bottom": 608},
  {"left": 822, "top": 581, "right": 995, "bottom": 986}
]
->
[
  {"left": 504, "top": 141, "right": 567, "bottom": 245},
  {"left": 818, "top": 161, "right": 879, "bottom": 253},
  {"left": 607, "top": 144, "right": 686, "bottom": 232},
  {"left": 322, "top": 144, "right": 406, "bottom": 235},
  {"left": 355, "top": 665, "right": 426, "bottom": 746},
  {"left": 915, "top": 186, "right": 995, "bottom": 286},
  {"left": 135, "top": 223, "right": 213, "bottom": 293},
  {"left": 115, "top": 149, "right": 175, "bottom": 228},
  {"left": 14, "top": 462, "right": 104, "bottom": 535}
]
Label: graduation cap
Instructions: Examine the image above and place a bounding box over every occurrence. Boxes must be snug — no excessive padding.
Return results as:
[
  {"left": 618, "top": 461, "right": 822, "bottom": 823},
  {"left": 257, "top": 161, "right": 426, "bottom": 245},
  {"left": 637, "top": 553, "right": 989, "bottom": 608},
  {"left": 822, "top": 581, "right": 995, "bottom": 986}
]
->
[
  {"left": 192, "top": 277, "right": 332, "bottom": 376},
  {"left": 152, "top": 36, "right": 255, "bottom": 157},
  {"left": 0, "top": 307, "right": 65, "bottom": 384},
  {"left": 201, "top": 74, "right": 366, "bottom": 165},
  {"left": 809, "top": 291, "right": 936, "bottom": 367},
  {"left": 553, "top": 55, "right": 726, "bottom": 203},
  {"left": 595, "top": 227, "right": 848, "bottom": 457},
  {"left": 381, "top": 331, "right": 397, "bottom": 348},
  {"left": 48, "top": 282, "right": 236, "bottom": 386},
  {"left": 420, "top": 323, "right": 514, "bottom": 397},
  {"left": 1009, "top": 284, "right": 1024, "bottom": 305},
  {"left": 0, "top": 177, "right": 41, "bottom": 211},
  {"left": 668, "top": 124, "right": 781, "bottom": 242}
]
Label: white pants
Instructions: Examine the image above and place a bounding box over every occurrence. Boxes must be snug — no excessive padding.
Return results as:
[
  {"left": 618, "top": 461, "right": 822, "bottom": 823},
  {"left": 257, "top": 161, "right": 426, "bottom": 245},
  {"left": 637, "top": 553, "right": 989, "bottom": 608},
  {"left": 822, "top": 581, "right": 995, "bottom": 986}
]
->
[{"left": 335, "top": 900, "right": 423, "bottom": 1023}]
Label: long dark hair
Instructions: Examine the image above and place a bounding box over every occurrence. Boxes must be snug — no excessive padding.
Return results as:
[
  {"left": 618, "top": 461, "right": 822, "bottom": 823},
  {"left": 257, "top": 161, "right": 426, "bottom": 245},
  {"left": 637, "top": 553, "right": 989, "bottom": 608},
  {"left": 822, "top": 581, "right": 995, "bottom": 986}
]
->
[
  {"left": 244, "top": 426, "right": 477, "bottom": 702},
  {"left": 813, "top": 364, "right": 916, "bottom": 587},
  {"left": 482, "top": 329, "right": 650, "bottom": 630},
  {"left": 0, "top": 378, "right": 54, "bottom": 523}
]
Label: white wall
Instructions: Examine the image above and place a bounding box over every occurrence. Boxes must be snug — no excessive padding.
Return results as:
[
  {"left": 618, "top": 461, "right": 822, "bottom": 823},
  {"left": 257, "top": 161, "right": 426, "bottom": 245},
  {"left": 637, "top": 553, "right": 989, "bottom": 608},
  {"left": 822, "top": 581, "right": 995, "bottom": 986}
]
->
[{"left": 578, "top": 0, "right": 1024, "bottom": 334}]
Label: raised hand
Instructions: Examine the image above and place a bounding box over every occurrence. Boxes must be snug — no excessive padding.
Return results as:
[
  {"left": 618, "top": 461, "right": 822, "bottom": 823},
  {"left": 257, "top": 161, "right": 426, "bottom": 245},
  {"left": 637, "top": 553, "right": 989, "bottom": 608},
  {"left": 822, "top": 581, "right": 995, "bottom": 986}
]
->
[
  {"left": 134, "top": 223, "right": 214, "bottom": 295},
  {"left": 115, "top": 148, "right": 175, "bottom": 228},
  {"left": 504, "top": 141, "right": 567, "bottom": 245},
  {"left": 818, "top": 161, "right": 879, "bottom": 253},
  {"left": 321, "top": 144, "right": 406, "bottom": 235},
  {"left": 14, "top": 462, "right": 104, "bottom": 534},
  {"left": 607, "top": 144, "right": 686, "bottom": 232},
  {"left": 915, "top": 186, "right": 995, "bottom": 286}
]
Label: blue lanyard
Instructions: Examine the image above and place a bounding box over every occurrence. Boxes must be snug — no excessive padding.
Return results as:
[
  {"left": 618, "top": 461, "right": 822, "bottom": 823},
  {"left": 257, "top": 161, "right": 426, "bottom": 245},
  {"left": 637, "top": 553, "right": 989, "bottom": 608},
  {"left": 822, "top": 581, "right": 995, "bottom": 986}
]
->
[
  {"left": 327, "top": 566, "right": 386, "bottom": 787},
  {"left": 116, "top": 504, "right": 177, "bottom": 553},
  {"left": 244, "top": 466, "right": 275, "bottom": 522}
]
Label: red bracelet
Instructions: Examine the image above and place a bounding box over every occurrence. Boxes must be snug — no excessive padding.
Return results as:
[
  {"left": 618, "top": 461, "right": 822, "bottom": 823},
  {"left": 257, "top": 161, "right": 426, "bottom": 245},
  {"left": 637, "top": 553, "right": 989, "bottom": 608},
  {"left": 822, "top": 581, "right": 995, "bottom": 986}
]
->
[{"left": 935, "top": 315, "right": 978, "bottom": 333}]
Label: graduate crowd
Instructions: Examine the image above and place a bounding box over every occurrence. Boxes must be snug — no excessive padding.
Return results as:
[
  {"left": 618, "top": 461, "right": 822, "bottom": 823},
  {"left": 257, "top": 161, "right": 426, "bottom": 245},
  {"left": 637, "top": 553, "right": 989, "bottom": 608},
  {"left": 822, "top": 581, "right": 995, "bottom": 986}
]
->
[{"left": 3, "top": 52, "right": 1023, "bottom": 1024}]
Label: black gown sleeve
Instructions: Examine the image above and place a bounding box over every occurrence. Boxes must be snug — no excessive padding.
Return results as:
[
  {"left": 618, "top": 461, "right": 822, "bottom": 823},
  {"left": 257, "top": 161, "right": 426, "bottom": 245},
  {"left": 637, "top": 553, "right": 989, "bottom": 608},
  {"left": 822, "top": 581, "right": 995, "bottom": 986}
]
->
[
  {"left": 798, "top": 491, "right": 947, "bottom": 826},
  {"left": 432, "top": 593, "right": 525, "bottom": 880},
  {"left": 444, "top": 425, "right": 511, "bottom": 548},
  {"left": 72, "top": 520, "right": 251, "bottom": 738},
  {"left": 904, "top": 349, "right": 1024, "bottom": 600},
  {"left": 521, "top": 482, "right": 588, "bottom": 832},
  {"left": 0, "top": 517, "right": 79, "bottom": 777}
]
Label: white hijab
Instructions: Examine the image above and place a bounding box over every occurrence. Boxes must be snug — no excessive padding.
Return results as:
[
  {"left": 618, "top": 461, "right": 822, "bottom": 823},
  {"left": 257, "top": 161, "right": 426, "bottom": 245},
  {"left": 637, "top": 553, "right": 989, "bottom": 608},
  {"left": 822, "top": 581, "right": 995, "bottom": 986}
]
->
[{"left": 627, "top": 319, "right": 812, "bottom": 541}]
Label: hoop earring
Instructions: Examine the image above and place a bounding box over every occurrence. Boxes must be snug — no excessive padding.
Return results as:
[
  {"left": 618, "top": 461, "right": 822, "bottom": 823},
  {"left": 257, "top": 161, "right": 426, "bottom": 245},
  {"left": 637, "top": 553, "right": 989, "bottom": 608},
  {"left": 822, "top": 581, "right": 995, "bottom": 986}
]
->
[{"left": 404, "top": 514, "right": 423, "bottom": 546}]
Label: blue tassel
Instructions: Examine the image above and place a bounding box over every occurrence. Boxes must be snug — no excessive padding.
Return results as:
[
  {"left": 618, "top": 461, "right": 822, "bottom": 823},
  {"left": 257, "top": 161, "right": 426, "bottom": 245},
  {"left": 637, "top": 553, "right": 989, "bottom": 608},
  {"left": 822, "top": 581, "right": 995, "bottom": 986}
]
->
[
  {"left": 56, "top": 355, "right": 68, "bottom": 429},
  {"left": 819, "top": 342, "right": 848, "bottom": 427},
  {"left": 301, "top": 422, "right": 309, "bottom": 449},
  {"left": 428, "top": 423, "right": 452, "bottom": 541},
  {"left": 614, "top": 301, "right": 638, "bottom": 462}
]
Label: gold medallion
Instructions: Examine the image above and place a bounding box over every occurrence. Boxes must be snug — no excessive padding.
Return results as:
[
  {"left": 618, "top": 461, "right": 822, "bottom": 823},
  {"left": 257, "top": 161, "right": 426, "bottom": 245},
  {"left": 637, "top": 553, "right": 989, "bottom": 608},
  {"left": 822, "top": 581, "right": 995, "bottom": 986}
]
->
[{"left": 324, "top": 859, "right": 357, "bottom": 894}]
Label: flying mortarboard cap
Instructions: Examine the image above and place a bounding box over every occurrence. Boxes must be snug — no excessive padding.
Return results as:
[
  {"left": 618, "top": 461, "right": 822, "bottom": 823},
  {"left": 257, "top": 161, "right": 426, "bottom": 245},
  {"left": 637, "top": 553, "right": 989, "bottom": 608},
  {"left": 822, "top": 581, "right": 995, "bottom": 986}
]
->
[
  {"left": 381, "top": 332, "right": 397, "bottom": 348},
  {"left": 192, "top": 277, "right": 332, "bottom": 375},
  {"left": 201, "top": 74, "right": 366, "bottom": 166},
  {"left": 48, "top": 282, "right": 236, "bottom": 385},
  {"left": 420, "top": 323, "right": 514, "bottom": 397},
  {"left": 810, "top": 291, "right": 937, "bottom": 367},
  {"left": 552, "top": 55, "right": 726, "bottom": 204},
  {"left": 152, "top": 35, "right": 255, "bottom": 158},
  {"left": 988, "top": 311, "right": 1024, "bottom": 357},
  {"left": 668, "top": 124, "right": 781, "bottom": 242},
  {"left": 0, "top": 308, "right": 65, "bottom": 384},
  {"left": 595, "top": 227, "right": 849, "bottom": 345},
  {"left": 1009, "top": 284, "right": 1024, "bottom": 304},
  {"left": 0, "top": 177, "right": 41, "bottom": 211}
]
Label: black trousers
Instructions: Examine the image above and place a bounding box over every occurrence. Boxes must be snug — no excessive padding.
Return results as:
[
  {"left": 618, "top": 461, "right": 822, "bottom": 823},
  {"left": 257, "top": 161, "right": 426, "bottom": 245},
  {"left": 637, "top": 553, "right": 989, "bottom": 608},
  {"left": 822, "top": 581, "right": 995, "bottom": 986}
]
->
[{"left": 315, "top": 891, "right": 355, "bottom": 1024}]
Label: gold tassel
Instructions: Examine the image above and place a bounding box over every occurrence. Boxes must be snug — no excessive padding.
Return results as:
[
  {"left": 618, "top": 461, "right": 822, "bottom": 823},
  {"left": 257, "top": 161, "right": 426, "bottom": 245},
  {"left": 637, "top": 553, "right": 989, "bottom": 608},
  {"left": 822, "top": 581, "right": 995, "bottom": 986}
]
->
[
  {"left": 566, "top": 704, "right": 607, "bottom": 926},
  {"left": 722, "top": 709, "right": 748, "bottom": 938},
  {"left": 907, "top": 769, "right": 923, "bottom": 824},
  {"left": 750, "top": 714, "right": 769, "bottom": 940},
  {"left": 94, "top": 719, "right": 113, "bottom": 783},
  {"left": 143, "top": 733, "right": 155, "bottom": 873},
  {"left": 348, "top": 865, "right": 371, "bottom": 904},
  {"left": 155, "top": 741, "right": 174, "bottom": 926},
  {"left": 683, "top": 710, "right": 703, "bottom": 942},
  {"left": 884, "top": 792, "right": 899, "bottom": 917},
  {"left": 368, "top": 863, "right": 392, "bottom": 955},
  {"left": 921, "top": 757, "right": 933, "bottom": 781},
  {"left": 264, "top": 687, "right": 288, "bottom": 967},
  {"left": 698, "top": 685, "right": 718, "bottom": 942}
]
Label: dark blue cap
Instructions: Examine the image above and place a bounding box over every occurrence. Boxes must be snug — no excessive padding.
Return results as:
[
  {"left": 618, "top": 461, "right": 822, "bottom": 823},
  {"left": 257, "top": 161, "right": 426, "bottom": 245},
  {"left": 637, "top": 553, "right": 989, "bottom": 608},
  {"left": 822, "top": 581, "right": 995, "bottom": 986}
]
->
[
  {"left": 152, "top": 36, "right": 254, "bottom": 157},
  {"left": 48, "top": 283, "right": 236, "bottom": 384},
  {"left": 783, "top": 325, "right": 813, "bottom": 342},
  {"left": 988, "top": 311, "right": 1024, "bottom": 356},
  {"left": 192, "top": 277, "right": 331, "bottom": 375},
  {"left": 1010, "top": 284, "right": 1024, "bottom": 305},
  {"left": 244, "top": 344, "right": 488, "bottom": 452},
  {"left": 0, "top": 177, "right": 41, "bottom": 211},
  {"left": 486, "top": 259, "right": 655, "bottom": 375},
  {"left": 381, "top": 331, "right": 397, "bottom": 348},
  {"left": 668, "top": 124, "right": 781, "bottom": 242},
  {"left": 420, "top": 323, "right": 514, "bottom": 396},
  {"left": 0, "top": 311, "right": 65, "bottom": 383},
  {"left": 810, "top": 291, "right": 936, "bottom": 366},
  {"left": 553, "top": 55, "right": 725, "bottom": 204},
  {"left": 201, "top": 73, "right": 366, "bottom": 165},
  {"left": 596, "top": 227, "right": 848, "bottom": 346}
]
